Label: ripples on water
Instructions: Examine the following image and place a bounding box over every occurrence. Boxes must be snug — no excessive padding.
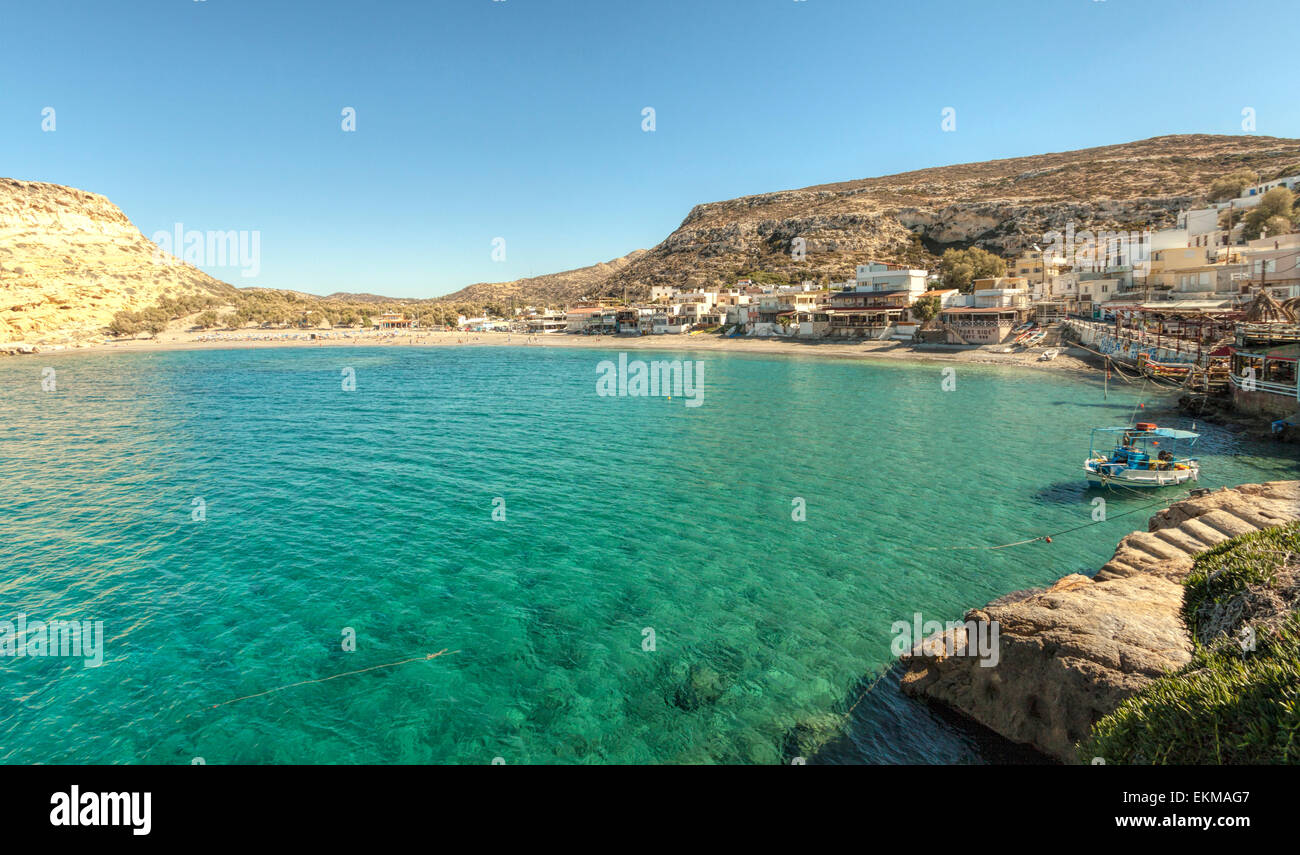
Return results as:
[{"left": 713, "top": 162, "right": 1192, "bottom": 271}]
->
[{"left": 0, "top": 345, "right": 1294, "bottom": 764}]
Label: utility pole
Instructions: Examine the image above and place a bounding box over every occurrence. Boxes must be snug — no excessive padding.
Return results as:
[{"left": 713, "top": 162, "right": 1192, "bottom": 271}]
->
[{"left": 1260, "top": 243, "right": 1266, "bottom": 297}]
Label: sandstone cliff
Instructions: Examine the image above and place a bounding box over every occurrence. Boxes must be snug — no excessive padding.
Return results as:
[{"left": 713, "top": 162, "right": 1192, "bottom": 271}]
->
[
  {"left": 0, "top": 178, "right": 235, "bottom": 345},
  {"left": 898, "top": 481, "right": 1300, "bottom": 763}
]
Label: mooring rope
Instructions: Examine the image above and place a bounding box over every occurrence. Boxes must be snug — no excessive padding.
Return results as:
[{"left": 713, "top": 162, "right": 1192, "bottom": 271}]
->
[
  {"left": 1071, "top": 340, "right": 1187, "bottom": 389},
  {"left": 1127, "top": 375, "right": 1152, "bottom": 425},
  {"left": 202, "top": 648, "right": 459, "bottom": 712},
  {"left": 846, "top": 668, "right": 891, "bottom": 716},
  {"left": 922, "top": 488, "right": 1193, "bottom": 551}
]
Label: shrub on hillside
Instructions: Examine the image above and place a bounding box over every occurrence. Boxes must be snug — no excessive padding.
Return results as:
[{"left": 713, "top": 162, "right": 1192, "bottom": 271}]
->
[
  {"left": 1207, "top": 168, "right": 1260, "bottom": 202},
  {"left": 1243, "top": 187, "right": 1298, "bottom": 240}
]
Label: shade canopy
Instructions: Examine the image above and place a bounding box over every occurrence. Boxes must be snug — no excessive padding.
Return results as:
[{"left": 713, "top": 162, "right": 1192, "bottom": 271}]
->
[{"left": 1092, "top": 426, "right": 1200, "bottom": 439}]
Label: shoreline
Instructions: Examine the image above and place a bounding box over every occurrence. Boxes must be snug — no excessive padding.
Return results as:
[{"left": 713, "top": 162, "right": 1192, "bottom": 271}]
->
[{"left": 12, "top": 328, "right": 1101, "bottom": 376}]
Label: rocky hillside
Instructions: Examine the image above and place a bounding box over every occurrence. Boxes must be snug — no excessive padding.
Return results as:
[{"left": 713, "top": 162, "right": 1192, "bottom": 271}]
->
[
  {"left": 5, "top": 135, "right": 1298, "bottom": 337},
  {"left": 436, "top": 250, "right": 649, "bottom": 307},
  {"left": 601, "top": 134, "right": 1300, "bottom": 296},
  {"left": 0, "top": 178, "right": 236, "bottom": 344}
]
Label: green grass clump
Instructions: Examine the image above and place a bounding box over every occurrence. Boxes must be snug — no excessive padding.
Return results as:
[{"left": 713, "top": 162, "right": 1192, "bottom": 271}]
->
[
  {"left": 1080, "top": 523, "right": 1300, "bottom": 765},
  {"left": 1184, "top": 522, "right": 1300, "bottom": 627}
]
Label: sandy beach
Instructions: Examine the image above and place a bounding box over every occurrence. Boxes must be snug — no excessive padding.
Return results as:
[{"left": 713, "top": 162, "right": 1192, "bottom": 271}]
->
[{"left": 29, "top": 327, "right": 1100, "bottom": 375}]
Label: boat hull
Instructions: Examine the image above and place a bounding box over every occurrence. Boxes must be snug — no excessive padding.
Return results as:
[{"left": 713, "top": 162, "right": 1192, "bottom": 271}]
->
[{"left": 1084, "top": 463, "right": 1198, "bottom": 488}]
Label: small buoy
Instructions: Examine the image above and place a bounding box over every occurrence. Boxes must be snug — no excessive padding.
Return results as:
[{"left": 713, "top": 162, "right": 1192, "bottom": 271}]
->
[{"left": 1045, "top": 536, "right": 1053, "bottom": 543}]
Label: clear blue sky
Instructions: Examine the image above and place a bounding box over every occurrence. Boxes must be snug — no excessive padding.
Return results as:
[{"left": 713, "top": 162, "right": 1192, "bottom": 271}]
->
[{"left": 3, "top": 0, "right": 1296, "bottom": 297}]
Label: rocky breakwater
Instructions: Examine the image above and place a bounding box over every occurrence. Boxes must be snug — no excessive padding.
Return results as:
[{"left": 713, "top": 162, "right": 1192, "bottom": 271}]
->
[{"left": 898, "top": 481, "right": 1300, "bottom": 763}]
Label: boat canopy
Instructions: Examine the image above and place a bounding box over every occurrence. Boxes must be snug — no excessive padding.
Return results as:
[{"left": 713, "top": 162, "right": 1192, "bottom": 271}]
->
[{"left": 1092, "top": 426, "right": 1200, "bottom": 440}]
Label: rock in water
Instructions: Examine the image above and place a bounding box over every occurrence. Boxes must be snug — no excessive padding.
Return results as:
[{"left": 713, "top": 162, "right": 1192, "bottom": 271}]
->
[{"left": 899, "top": 481, "right": 1300, "bottom": 763}]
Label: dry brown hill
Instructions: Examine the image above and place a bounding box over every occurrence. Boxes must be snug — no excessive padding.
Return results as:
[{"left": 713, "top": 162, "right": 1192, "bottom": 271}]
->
[
  {"left": 436, "top": 250, "right": 649, "bottom": 307},
  {"left": 4, "top": 135, "right": 1297, "bottom": 342},
  {"left": 601, "top": 133, "right": 1300, "bottom": 297}
]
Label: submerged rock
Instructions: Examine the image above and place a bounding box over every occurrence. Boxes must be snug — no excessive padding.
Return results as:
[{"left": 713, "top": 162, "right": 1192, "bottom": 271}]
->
[
  {"left": 779, "top": 712, "right": 848, "bottom": 763},
  {"left": 671, "top": 664, "right": 726, "bottom": 712}
]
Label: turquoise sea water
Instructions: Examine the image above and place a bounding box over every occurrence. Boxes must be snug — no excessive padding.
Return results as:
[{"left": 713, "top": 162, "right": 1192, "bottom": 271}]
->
[{"left": 1, "top": 345, "right": 1295, "bottom": 764}]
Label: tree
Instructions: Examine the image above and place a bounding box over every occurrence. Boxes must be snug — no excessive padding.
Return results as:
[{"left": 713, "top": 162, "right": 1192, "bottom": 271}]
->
[
  {"left": 901, "top": 232, "right": 929, "bottom": 267},
  {"left": 910, "top": 295, "right": 942, "bottom": 323},
  {"left": 939, "top": 247, "right": 1006, "bottom": 292},
  {"left": 194, "top": 310, "right": 224, "bottom": 329},
  {"left": 1259, "top": 215, "right": 1295, "bottom": 240},
  {"left": 107, "top": 312, "right": 142, "bottom": 337},
  {"left": 1243, "top": 187, "right": 1297, "bottom": 240},
  {"left": 1207, "top": 168, "right": 1259, "bottom": 203},
  {"left": 1218, "top": 207, "right": 1246, "bottom": 232}
]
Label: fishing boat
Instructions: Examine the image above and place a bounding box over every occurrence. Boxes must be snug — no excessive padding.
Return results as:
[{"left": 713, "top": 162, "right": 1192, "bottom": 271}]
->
[
  {"left": 1012, "top": 325, "right": 1042, "bottom": 346},
  {"left": 1083, "top": 423, "right": 1200, "bottom": 487},
  {"left": 1038, "top": 348, "right": 1059, "bottom": 361},
  {"left": 1136, "top": 352, "right": 1194, "bottom": 380}
]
